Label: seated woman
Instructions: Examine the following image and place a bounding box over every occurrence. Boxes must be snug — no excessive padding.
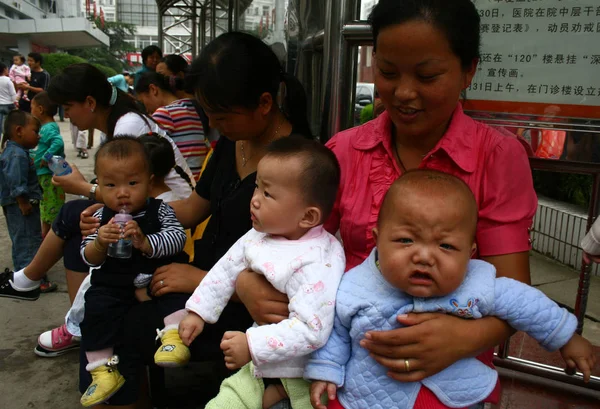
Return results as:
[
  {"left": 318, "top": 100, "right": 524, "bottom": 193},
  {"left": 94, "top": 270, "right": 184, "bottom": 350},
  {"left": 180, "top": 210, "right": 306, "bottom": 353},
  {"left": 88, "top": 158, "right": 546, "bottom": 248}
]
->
[
  {"left": 75, "top": 31, "right": 313, "bottom": 408},
  {"left": 237, "top": 1, "right": 537, "bottom": 408},
  {"left": 14, "top": 63, "right": 196, "bottom": 357}
]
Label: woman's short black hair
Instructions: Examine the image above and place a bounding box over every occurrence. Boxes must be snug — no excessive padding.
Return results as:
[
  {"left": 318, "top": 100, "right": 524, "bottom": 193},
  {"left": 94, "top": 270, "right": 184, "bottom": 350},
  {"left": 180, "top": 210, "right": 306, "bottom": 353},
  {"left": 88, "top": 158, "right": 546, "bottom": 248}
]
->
[
  {"left": 368, "top": 0, "right": 481, "bottom": 69},
  {"left": 160, "top": 54, "right": 189, "bottom": 76},
  {"left": 0, "top": 62, "right": 6, "bottom": 72},
  {"left": 265, "top": 135, "right": 340, "bottom": 222},
  {"left": 135, "top": 71, "right": 182, "bottom": 95},
  {"left": 138, "top": 133, "right": 175, "bottom": 179},
  {"left": 48, "top": 63, "right": 149, "bottom": 140},
  {"left": 188, "top": 31, "right": 311, "bottom": 137},
  {"left": 142, "top": 45, "right": 163, "bottom": 65}
]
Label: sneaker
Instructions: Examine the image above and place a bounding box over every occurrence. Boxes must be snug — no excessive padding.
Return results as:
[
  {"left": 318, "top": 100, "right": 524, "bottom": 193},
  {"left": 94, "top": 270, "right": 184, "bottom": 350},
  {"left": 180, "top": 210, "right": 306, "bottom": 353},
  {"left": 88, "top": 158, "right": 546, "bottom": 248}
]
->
[
  {"left": 39, "top": 279, "right": 57, "bottom": 293},
  {"left": 0, "top": 268, "right": 40, "bottom": 301},
  {"left": 154, "top": 328, "right": 191, "bottom": 367},
  {"left": 81, "top": 356, "right": 126, "bottom": 407},
  {"left": 34, "top": 324, "right": 80, "bottom": 357}
]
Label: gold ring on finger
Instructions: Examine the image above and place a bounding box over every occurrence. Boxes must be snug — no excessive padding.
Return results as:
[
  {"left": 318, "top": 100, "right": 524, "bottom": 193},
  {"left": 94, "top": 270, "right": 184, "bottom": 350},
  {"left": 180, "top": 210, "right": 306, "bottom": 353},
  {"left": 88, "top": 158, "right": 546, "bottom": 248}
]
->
[{"left": 404, "top": 359, "right": 410, "bottom": 372}]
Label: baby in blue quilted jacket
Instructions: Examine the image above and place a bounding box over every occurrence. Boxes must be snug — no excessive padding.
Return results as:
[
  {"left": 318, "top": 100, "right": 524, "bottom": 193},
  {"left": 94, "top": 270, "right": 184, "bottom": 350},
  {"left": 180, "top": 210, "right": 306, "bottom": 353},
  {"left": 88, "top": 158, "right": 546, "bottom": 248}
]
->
[{"left": 305, "top": 170, "right": 596, "bottom": 409}]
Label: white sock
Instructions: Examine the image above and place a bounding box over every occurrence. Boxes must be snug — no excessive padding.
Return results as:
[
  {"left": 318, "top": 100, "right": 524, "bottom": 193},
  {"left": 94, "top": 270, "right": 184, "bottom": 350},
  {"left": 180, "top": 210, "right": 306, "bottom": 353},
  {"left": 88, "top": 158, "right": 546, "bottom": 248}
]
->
[{"left": 10, "top": 269, "right": 40, "bottom": 291}]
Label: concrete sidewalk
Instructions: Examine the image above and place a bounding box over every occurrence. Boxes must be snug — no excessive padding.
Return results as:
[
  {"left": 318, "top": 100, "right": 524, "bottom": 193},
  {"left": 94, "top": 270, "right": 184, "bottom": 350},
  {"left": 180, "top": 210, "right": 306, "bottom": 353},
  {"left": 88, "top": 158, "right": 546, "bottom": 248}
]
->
[{"left": 0, "top": 119, "right": 598, "bottom": 408}]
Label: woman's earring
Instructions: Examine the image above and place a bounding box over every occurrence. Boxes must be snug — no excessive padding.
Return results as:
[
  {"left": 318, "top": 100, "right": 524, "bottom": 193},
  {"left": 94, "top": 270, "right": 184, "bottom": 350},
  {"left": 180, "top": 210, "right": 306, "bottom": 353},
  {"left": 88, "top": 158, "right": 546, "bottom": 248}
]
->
[{"left": 90, "top": 108, "right": 95, "bottom": 113}]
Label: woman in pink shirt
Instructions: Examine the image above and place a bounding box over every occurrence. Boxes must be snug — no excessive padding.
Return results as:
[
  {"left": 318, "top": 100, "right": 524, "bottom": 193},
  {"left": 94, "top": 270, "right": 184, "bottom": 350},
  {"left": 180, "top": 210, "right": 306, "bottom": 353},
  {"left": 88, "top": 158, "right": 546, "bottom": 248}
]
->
[{"left": 238, "top": 0, "right": 537, "bottom": 406}]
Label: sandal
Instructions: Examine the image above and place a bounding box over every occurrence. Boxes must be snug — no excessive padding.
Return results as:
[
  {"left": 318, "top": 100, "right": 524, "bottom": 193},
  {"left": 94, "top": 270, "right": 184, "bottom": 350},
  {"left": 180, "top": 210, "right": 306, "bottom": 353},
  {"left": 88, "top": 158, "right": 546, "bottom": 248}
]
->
[{"left": 81, "top": 151, "right": 89, "bottom": 159}]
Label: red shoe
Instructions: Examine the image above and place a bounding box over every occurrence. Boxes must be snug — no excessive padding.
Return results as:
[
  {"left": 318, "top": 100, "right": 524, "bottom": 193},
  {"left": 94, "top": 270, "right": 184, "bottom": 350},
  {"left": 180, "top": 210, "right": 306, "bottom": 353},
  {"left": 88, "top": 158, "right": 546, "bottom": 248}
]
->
[
  {"left": 39, "top": 280, "right": 57, "bottom": 293},
  {"left": 34, "top": 324, "right": 81, "bottom": 357}
]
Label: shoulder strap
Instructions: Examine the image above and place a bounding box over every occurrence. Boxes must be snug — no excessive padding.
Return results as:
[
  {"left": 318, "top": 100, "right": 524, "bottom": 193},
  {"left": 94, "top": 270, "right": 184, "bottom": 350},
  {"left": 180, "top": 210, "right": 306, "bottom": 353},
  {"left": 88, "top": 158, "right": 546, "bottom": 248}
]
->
[{"left": 189, "top": 99, "right": 211, "bottom": 134}]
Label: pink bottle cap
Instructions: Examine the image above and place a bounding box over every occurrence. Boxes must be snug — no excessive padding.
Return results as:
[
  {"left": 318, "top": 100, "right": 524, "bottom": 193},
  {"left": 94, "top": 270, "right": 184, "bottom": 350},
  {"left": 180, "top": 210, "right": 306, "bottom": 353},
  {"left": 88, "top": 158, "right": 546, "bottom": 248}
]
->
[{"left": 114, "top": 213, "right": 133, "bottom": 223}]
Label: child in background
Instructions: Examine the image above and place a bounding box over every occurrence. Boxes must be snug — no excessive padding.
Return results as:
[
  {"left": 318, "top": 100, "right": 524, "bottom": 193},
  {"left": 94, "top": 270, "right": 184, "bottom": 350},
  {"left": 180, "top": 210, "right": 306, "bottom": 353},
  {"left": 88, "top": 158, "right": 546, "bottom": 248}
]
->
[
  {"left": 31, "top": 92, "right": 65, "bottom": 234},
  {"left": 9, "top": 55, "right": 30, "bottom": 105},
  {"left": 306, "top": 170, "right": 596, "bottom": 409},
  {"left": 154, "top": 136, "right": 345, "bottom": 409},
  {"left": 79, "top": 137, "right": 187, "bottom": 407},
  {"left": 70, "top": 122, "right": 89, "bottom": 159},
  {"left": 0, "top": 110, "right": 42, "bottom": 273},
  {"left": 30, "top": 91, "right": 64, "bottom": 292}
]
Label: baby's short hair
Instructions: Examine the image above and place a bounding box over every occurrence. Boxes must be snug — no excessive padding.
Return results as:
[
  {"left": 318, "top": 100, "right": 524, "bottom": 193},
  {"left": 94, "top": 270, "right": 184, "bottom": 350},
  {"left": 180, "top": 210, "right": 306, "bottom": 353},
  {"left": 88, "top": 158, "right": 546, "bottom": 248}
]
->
[
  {"left": 2, "top": 110, "right": 35, "bottom": 147},
  {"left": 379, "top": 169, "right": 478, "bottom": 238},
  {"left": 94, "top": 136, "right": 150, "bottom": 175},
  {"left": 265, "top": 135, "right": 340, "bottom": 222},
  {"left": 32, "top": 91, "right": 58, "bottom": 117}
]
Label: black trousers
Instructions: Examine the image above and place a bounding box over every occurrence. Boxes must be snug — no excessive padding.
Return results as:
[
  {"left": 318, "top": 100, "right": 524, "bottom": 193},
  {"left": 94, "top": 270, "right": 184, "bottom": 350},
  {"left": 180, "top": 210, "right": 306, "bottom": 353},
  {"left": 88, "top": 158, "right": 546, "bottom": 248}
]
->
[{"left": 79, "top": 295, "right": 253, "bottom": 405}]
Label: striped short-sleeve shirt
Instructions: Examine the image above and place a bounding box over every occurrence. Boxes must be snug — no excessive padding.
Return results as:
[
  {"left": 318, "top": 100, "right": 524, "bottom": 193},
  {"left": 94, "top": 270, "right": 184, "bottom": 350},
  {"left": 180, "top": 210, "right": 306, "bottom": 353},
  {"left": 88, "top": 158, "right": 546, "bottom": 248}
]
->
[{"left": 153, "top": 98, "right": 209, "bottom": 180}]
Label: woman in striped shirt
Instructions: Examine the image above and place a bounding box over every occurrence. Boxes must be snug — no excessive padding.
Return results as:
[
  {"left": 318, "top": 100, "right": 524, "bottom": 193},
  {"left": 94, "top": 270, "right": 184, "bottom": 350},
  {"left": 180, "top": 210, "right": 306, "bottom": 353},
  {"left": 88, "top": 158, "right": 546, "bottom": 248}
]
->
[{"left": 136, "top": 71, "right": 209, "bottom": 180}]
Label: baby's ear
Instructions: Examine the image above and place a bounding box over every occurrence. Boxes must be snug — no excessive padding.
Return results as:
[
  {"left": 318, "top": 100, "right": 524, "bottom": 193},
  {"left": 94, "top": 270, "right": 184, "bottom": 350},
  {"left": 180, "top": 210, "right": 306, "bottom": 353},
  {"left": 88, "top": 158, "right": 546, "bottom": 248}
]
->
[
  {"left": 470, "top": 242, "right": 477, "bottom": 257},
  {"left": 299, "top": 206, "right": 322, "bottom": 229}
]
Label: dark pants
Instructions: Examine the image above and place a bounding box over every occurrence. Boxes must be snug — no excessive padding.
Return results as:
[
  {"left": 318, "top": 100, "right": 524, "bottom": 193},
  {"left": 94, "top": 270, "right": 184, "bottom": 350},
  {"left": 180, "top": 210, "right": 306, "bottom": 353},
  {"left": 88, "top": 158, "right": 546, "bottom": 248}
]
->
[
  {"left": 3, "top": 203, "right": 42, "bottom": 270},
  {"left": 18, "top": 98, "right": 31, "bottom": 113},
  {"left": 79, "top": 299, "right": 253, "bottom": 405},
  {"left": 0, "top": 104, "right": 14, "bottom": 139},
  {"left": 80, "top": 285, "right": 138, "bottom": 352}
]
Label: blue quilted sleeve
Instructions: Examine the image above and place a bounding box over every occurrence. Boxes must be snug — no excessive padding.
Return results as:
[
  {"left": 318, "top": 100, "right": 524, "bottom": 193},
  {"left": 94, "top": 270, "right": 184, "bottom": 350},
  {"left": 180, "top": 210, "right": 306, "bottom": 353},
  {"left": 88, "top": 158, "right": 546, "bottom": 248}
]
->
[
  {"left": 494, "top": 278, "right": 577, "bottom": 351},
  {"left": 304, "top": 314, "right": 351, "bottom": 387}
]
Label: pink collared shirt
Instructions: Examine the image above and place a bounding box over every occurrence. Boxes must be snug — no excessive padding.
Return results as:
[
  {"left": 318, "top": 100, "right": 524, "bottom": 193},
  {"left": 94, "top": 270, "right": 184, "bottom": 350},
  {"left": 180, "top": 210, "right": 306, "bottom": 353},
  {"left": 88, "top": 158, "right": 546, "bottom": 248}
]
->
[{"left": 325, "top": 103, "right": 538, "bottom": 271}]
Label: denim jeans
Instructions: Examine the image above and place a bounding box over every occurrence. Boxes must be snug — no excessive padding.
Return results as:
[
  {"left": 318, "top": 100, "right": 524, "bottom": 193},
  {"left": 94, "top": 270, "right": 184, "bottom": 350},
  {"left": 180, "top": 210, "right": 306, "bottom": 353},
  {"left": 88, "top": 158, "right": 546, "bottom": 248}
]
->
[
  {"left": 2, "top": 203, "right": 42, "bottom": 270},
  {"left": 0, "top": 104, "right": 14, "bottom": 138}
]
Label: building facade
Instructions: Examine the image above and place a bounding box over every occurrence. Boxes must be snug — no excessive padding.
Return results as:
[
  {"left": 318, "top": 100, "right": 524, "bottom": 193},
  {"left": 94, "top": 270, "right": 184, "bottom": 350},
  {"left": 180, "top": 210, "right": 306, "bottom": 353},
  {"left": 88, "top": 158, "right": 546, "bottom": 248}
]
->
[{"left": 0, "top": 0, "right": 109, "bottom": 62}]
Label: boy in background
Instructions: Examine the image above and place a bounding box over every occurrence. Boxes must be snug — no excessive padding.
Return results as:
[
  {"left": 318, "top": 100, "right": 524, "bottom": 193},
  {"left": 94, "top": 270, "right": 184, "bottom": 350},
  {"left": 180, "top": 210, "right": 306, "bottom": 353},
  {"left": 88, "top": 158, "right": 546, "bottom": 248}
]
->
[
  {"left": 31, "top": 91, "right": 65, "bottom": 292},
  {"left": 0, "top": 111, "right": 42, "bottom": 275}
]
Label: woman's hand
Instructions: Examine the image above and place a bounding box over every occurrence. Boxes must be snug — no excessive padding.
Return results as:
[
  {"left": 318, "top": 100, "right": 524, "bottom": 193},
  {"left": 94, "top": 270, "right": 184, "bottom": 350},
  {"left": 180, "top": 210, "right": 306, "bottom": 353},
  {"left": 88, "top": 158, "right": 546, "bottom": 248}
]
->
[
  {"left": 51, "top": 163, "right": 88, "bottom": 195},
  {"left": 80, "top": 203, "right": 104, "bottom": 237},
  {"left": 150, "top": 263, "right": 207, "bottom": 297},
  {"left": 236, "top": 269, "right": 289, "bottom": 325},
  {"left": 360, "top": 313, "right": 491, "bottom": 382}
]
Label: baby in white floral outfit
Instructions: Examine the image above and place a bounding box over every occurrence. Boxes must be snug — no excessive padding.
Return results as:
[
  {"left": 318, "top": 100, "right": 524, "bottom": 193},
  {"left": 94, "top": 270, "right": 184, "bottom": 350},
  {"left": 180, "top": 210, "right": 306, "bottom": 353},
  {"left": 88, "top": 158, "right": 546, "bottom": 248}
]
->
[{"left": 154, "top": 136, "right": 345, "bottom": 409}]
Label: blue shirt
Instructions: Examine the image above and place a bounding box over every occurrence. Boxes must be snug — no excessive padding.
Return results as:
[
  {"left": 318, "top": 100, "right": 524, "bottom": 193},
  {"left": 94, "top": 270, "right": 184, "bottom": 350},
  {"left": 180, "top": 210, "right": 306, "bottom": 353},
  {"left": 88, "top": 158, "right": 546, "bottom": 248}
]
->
[
  {"left": 0, "top": 140, "right": 42, "bottom": 206},
  {"left": 304, "top": 250, "right": 578, "bottom": 409},
  {"left": 34, "top": 122, "right": 65, "bottom": 176},
  {"left": 134, "top": 65, "right": 151, "bottom": 89},
  {"left": 108, "top": 74, "right": 129, "bottom": 93}
]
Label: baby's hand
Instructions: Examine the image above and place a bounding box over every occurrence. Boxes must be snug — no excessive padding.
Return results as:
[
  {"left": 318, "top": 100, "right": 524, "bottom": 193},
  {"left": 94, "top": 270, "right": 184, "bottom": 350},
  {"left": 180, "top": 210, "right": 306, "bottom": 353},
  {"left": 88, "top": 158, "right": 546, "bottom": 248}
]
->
[
  {"left": 559, "top": 333, "right": 597, "bottom": 382},
  {"left": 179, "top": 313, "right": 205, "bottom": 346},
  {"left": 220, "top": 331, "right": 251, "bottom": 370},
  {"left": 123, "top": 220, "right": 150, "bottom": 254},
  {"left": 96, "top": 219, "right": 121, "bottom": 247},
  {"left": 310, "top": 381, "right": 337, "bottom": 409}
]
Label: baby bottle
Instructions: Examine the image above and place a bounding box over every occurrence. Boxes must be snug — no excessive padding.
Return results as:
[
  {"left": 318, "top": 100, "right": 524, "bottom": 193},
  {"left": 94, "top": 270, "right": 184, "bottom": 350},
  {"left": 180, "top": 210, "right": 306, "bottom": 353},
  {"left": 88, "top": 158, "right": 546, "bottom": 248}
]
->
[{"left": 107, "top": 208, "right": 133, "bottom": 259}]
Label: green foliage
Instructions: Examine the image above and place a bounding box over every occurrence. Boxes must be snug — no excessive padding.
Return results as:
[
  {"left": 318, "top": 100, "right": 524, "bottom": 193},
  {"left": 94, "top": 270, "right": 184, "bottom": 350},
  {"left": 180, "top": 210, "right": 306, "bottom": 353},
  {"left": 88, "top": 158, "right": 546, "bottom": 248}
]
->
[
  {"left": 41, "top": 53, "right": 87, "bottom": 76},
  {"left": 67, "top": 19, "right": 137, "bottom": 73},
  {"left": 42, "top": 54, "right": 116, "bottom": 79},
  {"left": 91, "top": 63, "right": 117, "bottom": 78},
  {"left": 532, "top": 170, "right": 592, "bottom": 208}
]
